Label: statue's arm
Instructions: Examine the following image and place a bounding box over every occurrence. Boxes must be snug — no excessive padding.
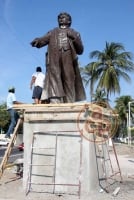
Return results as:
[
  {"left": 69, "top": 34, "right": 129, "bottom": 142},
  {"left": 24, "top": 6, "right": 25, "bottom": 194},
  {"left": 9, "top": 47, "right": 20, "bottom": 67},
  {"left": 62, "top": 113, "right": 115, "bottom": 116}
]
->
[
  {"left": 67, "top": 28, "right": 84, "bottom": 55},
  {"left": 30, "top": 31, "right": 51, "bottom": 48}
]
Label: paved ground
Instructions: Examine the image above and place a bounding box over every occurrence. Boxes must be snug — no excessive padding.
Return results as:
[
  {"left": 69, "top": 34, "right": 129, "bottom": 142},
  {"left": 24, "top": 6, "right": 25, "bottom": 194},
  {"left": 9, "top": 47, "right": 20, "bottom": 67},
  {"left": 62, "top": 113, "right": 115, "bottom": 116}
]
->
[{"left": 0, "top": 143, "right": 134, "bottom": 200}]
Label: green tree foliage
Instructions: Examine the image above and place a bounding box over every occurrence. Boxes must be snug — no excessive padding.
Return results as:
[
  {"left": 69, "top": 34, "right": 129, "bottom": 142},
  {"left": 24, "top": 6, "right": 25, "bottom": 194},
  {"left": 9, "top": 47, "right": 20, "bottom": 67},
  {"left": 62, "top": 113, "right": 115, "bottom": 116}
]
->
[
  {"left": 114, "top": 95, "right": 134, "bottom": 137},
  {"left": 0, "top": 102, "right": 10, "bottom": 133},
  {"left": 80, "top": 64, "right": 96, "bottom": 101},
  {"left": 81, "top": 42, "right": 134, "bottom": 100},
  {"left": 92, "top": 88, "right": 108, "bottom": 103}
]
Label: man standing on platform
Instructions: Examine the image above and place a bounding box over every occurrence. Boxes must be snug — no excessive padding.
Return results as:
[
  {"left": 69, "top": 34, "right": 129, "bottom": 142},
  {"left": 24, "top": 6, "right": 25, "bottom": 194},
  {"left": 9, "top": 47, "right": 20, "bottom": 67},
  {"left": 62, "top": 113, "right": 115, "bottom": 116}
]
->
[
  {"left": 30, "top": 66, "right": 45, "bottom": 104},
  {"left": 5, "top": 87, "right": 22, "bottom": 139}
]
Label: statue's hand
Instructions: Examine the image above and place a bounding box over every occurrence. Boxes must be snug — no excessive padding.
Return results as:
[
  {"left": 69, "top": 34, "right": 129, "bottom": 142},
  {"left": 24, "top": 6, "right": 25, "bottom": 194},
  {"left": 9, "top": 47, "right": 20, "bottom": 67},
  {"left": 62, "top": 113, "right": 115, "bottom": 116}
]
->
[
  {"left": 30, "top": 39, "right": 39, "bottom": 47},
  {"left": 67, "top": 31, "right": 76, "bottom": 40}
]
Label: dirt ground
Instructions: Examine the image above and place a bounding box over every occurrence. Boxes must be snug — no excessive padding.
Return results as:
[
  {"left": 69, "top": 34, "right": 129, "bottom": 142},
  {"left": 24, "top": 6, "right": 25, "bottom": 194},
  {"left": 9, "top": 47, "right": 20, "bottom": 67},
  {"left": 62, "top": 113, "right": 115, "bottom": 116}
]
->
[{"left": 0, "top": 143, "right": 134, "bottom": 200}]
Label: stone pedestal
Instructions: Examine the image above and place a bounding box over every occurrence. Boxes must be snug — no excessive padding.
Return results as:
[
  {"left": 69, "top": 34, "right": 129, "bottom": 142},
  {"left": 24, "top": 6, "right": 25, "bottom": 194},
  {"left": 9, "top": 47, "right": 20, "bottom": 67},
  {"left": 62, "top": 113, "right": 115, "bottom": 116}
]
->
[{"left": 22, "top": 103, "right": 102, "bottom": 196}]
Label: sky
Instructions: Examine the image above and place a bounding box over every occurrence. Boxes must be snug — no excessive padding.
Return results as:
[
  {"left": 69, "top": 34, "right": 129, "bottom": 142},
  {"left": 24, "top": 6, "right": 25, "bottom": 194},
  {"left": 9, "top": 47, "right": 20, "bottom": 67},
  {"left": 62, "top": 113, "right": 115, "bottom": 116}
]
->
[{"left": 0, "top": 0, "right": 134, "bottom": 107}]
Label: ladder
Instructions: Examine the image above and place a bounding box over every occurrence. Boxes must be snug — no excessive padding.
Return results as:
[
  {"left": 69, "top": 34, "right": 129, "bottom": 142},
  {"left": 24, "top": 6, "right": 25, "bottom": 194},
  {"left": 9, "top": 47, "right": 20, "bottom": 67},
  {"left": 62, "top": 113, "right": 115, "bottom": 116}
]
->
[
  {"left": 26, "top": 131, "right": 57, "bottom": 195},
  {"left": 26, "top": 131, "right": 82, "bottom": 198},
  {"left": 94, "top": 137, "right": 123, "bottom": 193},
  {"left": 0, "top": 118, "right": 22, "bottom": 179}
]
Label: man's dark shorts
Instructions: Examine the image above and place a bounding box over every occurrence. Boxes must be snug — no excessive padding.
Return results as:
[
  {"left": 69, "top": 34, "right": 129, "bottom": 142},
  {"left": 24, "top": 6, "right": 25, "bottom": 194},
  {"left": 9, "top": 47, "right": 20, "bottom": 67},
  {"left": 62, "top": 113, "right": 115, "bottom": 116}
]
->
[{"left": 32, "top": 86, "right": 43, "bottom": 99}]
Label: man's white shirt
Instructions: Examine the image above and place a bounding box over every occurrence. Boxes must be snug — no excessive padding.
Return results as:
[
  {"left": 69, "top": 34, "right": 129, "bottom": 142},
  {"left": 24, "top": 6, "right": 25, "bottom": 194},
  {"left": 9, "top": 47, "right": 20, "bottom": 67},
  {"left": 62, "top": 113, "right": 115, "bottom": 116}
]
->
[
  {"left": 7, "top": 92, "right": 16, "bottom": 110},
  {"left": 32, "top": 72, "right": 45, "bottom": 88}
]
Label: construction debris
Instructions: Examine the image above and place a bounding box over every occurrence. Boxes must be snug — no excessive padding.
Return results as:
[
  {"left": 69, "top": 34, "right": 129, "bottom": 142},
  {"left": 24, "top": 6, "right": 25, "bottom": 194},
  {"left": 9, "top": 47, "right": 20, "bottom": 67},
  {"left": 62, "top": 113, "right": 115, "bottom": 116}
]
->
[{"left": 112, "top": 187, "right": 120, "bottom": 196}]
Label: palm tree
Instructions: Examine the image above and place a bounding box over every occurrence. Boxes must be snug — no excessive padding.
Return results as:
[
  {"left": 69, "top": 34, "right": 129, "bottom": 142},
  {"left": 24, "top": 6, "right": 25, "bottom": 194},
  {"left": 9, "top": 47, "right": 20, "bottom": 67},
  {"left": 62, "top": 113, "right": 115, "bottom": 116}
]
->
[
  {"left": 80, "top": 65, "right": 96, "bottom": 101},
  {"left": 114, "top": 95, "right": 134, "bottom": 137},
  {"left": 92, "top": 88, "right": 107, "bottom": 102},
  {"left": 91, "top": 88, "right": 110, "bottom": 108},
  {"left": 82, "top": 42, "right": 134, "bottom": 100}
]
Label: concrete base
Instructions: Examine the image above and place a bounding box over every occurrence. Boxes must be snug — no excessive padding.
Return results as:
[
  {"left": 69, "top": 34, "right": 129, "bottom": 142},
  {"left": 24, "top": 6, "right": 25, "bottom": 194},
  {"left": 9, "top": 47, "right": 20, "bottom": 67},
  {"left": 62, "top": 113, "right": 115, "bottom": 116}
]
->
[{"left": 22, "top": 103, "right": 103, "bottom": 196}]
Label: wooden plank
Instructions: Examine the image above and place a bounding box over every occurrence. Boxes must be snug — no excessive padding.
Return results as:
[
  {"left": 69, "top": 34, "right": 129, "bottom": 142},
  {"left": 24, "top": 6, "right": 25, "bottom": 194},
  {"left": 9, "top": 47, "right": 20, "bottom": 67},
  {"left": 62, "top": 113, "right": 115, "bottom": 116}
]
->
[{"left": 13, "top": 102, "right": 92, "bottom": 109}]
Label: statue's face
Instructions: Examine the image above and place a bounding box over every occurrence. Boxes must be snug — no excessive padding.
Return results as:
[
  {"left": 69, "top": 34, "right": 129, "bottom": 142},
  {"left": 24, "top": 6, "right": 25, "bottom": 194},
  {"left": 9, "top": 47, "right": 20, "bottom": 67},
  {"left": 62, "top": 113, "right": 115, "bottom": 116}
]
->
[{"left": 58, "top": 13, "right": 71, "bottom": 28}]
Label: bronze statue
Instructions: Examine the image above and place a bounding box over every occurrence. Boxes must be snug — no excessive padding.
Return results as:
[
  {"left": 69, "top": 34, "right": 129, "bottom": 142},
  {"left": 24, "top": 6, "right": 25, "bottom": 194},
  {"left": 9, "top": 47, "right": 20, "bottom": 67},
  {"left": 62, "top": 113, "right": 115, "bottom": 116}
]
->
[{"left": 31, "top": 12, "right": 86, "bottom": 103}]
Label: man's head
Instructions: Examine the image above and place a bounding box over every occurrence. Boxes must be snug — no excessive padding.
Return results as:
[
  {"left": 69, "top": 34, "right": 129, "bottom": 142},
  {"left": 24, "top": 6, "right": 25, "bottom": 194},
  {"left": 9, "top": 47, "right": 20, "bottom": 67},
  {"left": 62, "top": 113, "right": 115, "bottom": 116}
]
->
[
  {"left": 58, "top": 12, "right": 72, "bottom": 28},
  {"left": 36, "top": 66, "right": 42, "bottom": 72},
  {"left": 8, "top": 86, "right": 15, "bottom": 93}
]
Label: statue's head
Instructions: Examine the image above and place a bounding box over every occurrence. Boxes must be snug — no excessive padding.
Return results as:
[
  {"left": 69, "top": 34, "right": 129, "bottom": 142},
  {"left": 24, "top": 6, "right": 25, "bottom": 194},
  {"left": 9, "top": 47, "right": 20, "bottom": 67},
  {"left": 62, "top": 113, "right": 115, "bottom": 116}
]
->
[{"left": 58, "top": 12, "right": 72, "bottom": 28}]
